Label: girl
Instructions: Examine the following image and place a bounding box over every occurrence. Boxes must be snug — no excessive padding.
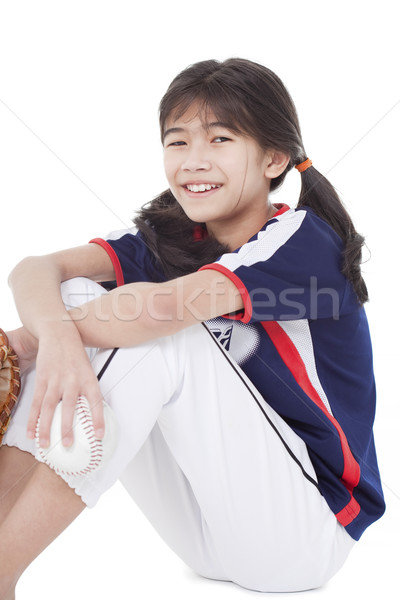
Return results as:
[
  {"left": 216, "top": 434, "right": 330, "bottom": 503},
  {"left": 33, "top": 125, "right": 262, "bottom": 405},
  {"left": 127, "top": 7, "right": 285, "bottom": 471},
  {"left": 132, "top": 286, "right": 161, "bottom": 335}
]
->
[{"left": 0, "top": 58, "right": 385, "bottom": 596}]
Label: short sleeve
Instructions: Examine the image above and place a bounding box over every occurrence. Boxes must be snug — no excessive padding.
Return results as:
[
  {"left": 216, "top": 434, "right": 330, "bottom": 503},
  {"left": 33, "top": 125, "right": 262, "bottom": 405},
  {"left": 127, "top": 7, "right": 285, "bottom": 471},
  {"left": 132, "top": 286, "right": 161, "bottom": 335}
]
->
[
  {"left": 90, "top": 227, "right": 165, "bottom": 286},
  {"left": 199, "top": 208, "right": 357, "bottom": 322}
]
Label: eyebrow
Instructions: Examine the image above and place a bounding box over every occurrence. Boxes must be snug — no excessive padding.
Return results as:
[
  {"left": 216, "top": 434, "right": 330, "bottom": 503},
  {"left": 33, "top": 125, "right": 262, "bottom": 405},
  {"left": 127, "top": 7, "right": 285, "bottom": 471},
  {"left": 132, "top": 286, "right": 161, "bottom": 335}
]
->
[{"left": 162, "top": 121, "right": 237, "bottom": 142}]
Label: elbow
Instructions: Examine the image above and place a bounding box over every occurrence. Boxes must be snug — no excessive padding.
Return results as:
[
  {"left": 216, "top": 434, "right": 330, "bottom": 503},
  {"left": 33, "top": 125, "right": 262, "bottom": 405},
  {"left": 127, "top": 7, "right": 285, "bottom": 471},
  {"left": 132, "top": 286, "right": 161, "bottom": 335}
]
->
[
  {"left": 8, "top": 256, "right": 36, "bottom": 287},
  {"left": 8, "top": 255, "right": 62, "bottom": 290}
]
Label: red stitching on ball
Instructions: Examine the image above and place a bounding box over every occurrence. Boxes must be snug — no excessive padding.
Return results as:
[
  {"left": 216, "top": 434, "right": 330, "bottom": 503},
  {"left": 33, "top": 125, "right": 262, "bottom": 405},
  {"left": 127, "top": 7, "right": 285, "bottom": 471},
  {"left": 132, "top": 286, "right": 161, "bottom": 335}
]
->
[{"left": 37, "top": 396, "right": 105, "bottom": 477}]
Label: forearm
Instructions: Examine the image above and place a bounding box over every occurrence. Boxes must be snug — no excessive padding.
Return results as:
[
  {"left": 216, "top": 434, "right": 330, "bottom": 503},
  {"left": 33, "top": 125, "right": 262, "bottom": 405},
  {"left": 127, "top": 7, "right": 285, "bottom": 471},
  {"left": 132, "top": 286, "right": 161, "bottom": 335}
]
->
[
  {"left": 8, "top": 260, "right": 242, "bottom": 350},
  {"left": 8, "top": 258, "right": 176, "bottom": 348},
  {"left": 68, "top": 281, "right": 185, "bottom": 348},
  {"left": 8, "top": 256, "right": 74, "bottom": 339},
  {"left": 68, "top": 272, "right": 243, "bottom": 348}
]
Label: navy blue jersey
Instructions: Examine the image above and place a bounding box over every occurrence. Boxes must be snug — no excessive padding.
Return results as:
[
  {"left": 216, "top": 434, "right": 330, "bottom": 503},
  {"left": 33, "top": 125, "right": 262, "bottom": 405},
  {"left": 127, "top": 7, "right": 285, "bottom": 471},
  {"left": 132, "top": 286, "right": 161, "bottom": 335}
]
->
[{"left": 90, "top": 204, "right": 385, "bottom": 540}]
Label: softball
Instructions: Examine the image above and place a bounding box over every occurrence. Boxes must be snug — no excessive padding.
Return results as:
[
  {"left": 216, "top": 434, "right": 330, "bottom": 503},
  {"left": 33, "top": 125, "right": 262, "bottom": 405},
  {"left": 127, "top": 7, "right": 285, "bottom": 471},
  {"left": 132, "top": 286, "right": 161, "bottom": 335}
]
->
[{"left": 35, "top": 396, "right": 119, "bottom": 476}]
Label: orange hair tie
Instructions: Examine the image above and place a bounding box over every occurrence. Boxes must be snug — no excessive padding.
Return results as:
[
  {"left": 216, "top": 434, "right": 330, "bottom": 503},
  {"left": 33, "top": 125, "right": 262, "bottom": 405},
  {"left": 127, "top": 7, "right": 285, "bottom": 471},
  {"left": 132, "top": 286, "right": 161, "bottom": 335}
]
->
[{"left": 295, "top": 158, "right": 312, "bottom": 173}]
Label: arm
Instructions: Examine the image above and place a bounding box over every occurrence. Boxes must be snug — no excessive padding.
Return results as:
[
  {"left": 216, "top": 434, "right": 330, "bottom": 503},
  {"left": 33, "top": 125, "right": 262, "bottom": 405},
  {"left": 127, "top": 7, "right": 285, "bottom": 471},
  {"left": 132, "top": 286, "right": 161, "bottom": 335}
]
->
[
  {"left": 68, "top": 269, "right": 244, "bottom": 348},
  {"left": 9, "top": 244, "right": 243, "bottom": 350},
  {"left": 8, "top": 243, "right": 116, "bottom": 445},
  {"left": 8, "top": 245, "right": 243, "bottom": 446},
  {"left": 8, "top": 243, "right": 116, "bottom": 340}
]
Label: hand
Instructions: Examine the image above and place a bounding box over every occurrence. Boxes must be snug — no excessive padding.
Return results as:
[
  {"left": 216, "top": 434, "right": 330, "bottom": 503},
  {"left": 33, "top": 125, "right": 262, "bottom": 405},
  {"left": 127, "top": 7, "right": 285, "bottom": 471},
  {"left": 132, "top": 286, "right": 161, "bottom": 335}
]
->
[
  {"left": 26, "top": 323, "right": 105, "bottom": 448},
  {"left": 5, "top": 326, "right": 39, "bottom": 375}
]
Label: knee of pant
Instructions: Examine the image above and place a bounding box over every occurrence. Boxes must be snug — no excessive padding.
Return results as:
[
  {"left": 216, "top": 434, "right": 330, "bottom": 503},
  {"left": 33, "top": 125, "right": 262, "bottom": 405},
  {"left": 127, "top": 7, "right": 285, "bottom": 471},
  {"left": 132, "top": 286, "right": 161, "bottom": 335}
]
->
[{"left": 60, "top": 277, "right": 107, "bottom": 309}]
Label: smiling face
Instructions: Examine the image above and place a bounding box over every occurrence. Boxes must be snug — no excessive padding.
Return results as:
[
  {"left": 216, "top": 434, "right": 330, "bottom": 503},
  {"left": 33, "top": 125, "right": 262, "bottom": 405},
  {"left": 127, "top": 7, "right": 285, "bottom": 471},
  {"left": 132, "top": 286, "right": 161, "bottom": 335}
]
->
[{"left": 162, "top": 105, "right": 277, "bottom": 249}]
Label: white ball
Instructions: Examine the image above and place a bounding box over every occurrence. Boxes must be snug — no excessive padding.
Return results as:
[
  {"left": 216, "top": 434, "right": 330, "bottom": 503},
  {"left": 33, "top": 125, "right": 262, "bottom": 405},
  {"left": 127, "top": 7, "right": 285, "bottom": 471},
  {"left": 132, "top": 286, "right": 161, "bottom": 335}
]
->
[{"left": 35, "top": 396, "right": 119, "bottom": 476}]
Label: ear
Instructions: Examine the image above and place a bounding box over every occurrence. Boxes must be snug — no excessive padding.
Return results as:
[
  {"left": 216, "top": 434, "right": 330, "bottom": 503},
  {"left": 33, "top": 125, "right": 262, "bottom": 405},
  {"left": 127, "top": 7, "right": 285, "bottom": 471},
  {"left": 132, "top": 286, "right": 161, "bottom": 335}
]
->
[{"left": 263, "top": 151, "right": 290, "bottom": 179}]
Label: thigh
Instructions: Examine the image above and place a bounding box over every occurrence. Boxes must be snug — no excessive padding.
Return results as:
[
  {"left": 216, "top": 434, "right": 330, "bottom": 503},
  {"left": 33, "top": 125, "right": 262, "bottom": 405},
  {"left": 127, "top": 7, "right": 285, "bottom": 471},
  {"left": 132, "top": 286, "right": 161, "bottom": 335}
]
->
[
  {"left": 121, "top": 324, "right": 355, "bottom": 592},
  {"left": 2, "top": 278, "right": 174, "bottom": 505},
  {"left": 3, "top": 279, "right": 187, "bottom": 510},
  {"left": 119, "top": 423, "right": 227, "bottom": 582},
  {"left": 2, "top": 338, "right": 178, "bottom": 507}
]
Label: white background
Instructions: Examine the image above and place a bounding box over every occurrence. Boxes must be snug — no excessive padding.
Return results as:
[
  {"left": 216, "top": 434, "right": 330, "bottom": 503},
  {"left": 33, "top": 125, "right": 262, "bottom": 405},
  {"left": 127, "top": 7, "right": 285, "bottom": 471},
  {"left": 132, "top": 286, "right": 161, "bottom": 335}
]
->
[{"left": 0, "top": 0, "right": 399, "bottom": 598}]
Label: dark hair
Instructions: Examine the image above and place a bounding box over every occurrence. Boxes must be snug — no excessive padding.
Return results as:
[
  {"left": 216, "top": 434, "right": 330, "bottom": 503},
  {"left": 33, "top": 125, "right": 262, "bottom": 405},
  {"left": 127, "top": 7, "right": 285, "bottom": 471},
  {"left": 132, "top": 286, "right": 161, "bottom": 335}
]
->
[{"left": 134, "top": 58, "right": 368, "bottom": 303}]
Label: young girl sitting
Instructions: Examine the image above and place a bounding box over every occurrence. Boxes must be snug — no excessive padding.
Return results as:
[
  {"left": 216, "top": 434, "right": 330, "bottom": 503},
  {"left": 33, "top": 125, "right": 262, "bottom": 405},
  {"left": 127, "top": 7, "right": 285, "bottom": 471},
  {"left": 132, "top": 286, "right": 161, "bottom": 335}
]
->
[{"left": 0, "top": 57, "right": 385, "bottom": 597}]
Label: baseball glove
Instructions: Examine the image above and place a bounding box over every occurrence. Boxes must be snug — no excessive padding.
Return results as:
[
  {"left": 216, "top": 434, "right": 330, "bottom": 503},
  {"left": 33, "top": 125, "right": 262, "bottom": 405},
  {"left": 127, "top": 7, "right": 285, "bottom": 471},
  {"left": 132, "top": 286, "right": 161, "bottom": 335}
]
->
[{"left": 0, "top": 329, "right": 21, "bottom": 445}]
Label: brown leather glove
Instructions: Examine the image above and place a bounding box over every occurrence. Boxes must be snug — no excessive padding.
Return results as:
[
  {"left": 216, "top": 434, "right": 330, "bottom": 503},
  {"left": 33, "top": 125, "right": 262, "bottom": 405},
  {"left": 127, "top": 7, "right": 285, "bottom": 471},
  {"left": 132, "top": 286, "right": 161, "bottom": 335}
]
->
[{"left": 0, "top": 329, "right": 21, "bottom": 445}]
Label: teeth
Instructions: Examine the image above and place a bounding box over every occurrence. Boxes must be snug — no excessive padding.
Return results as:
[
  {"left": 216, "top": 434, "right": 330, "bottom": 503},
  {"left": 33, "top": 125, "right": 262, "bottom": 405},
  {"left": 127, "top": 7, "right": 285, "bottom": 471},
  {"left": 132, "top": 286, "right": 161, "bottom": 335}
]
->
[{"left": 186, "top": 184, "right": 220, "bottom": 192}]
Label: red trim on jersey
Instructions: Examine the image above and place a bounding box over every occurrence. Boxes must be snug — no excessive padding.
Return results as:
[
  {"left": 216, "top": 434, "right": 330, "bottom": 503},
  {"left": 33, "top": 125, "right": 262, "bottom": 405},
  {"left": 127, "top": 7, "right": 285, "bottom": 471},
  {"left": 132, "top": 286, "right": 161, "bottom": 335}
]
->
[
  {"left": 89, "top": 238, "right": 125, "bottom": 287},
  {"left": 335, "top": 495, "right": 361, "bottom": 527},
  {"left": 197, "top": 207, "right": 290, "bottom": 322},
  {"left": 198, "top": 263, "right": 252, "bottom": 323},
  {"left": 272, "top": 203, "right": 290, "bottom": 217},
  {"left": 261, "top": 320, "right": 361, "bottom": 525},
  {"left": 193, "top": 225, "right": 209, "bottom": 241}
]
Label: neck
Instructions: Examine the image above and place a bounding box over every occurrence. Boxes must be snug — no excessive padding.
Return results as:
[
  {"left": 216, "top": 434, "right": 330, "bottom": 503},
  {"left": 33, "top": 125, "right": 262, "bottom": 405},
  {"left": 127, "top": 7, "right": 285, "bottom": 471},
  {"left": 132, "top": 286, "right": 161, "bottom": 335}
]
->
[{"left": 206, "top": 202, "right": 278, "bottom": 250}]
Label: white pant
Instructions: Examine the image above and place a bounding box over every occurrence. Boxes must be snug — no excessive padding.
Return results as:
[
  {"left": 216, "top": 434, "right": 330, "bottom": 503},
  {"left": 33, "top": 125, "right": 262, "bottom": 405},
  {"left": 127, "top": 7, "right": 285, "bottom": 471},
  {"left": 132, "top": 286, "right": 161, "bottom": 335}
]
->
[{"left": 3, "top": 277, "right": 355, "bottom": 592}]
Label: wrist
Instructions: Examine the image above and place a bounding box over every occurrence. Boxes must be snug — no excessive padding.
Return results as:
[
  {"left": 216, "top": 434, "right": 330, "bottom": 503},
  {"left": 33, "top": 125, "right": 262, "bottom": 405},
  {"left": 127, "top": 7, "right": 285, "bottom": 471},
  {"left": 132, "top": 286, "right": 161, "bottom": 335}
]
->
[{"left": 35, "top": 316, "right": 80, "bottom": 342}]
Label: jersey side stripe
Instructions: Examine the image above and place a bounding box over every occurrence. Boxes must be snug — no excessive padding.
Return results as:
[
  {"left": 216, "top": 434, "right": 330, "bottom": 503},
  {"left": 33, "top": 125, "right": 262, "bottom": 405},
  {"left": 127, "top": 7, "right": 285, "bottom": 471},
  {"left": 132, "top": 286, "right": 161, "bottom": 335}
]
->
[
  {"left": 277, "top": 320, "right": 333, "bottom": 416},
  {"left": 261, "top": 320, "right": 361, "bottom": 526}
]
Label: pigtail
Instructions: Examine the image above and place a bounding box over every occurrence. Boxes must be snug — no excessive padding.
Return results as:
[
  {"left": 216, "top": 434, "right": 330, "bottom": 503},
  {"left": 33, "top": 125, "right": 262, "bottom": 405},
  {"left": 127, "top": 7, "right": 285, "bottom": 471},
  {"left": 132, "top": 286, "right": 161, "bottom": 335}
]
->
[{"left": 296, "top": 165, "right": 368, "bottom": 304}]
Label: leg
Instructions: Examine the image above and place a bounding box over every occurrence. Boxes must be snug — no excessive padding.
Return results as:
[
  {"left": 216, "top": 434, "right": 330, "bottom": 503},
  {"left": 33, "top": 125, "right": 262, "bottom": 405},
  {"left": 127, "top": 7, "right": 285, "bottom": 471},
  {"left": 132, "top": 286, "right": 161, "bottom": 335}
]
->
[
  {"left": 117, "top": 325, "right": 355, "bottom": 592},
  {"left": 0, "top": 278, "right": 178, "bottom": 596},
  {"left": 1, "top": 278, "right": 354, "bottom": 593},
  {"left": 120, "top": 423, "right": 228, "bottom": 582},
  {"left": 0, "top": 461, "right": 85, "bottom": 598},
  {"left": 0, "top": 446, "right": 38, "bottom": 521},
  {"left": 0, "top": 279, "right": 107, "bottom": 596}
]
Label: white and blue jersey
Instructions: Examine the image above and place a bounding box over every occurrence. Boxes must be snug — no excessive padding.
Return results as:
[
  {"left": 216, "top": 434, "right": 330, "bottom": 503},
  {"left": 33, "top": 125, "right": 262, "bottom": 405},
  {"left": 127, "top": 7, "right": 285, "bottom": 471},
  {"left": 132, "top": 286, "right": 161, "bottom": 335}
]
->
[{"left": 90, "top": 203, "right": 385, "bottom": 541}]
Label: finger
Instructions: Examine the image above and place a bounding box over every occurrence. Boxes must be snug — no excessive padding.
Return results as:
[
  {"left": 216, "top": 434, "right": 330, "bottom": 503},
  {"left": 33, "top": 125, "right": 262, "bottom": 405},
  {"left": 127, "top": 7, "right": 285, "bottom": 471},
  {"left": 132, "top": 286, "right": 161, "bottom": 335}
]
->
[
  {"left": 60, "top": 392, "right": 80, "bottom": 447},
  {"left": 36, "top": 387, "right": 61, "bottom": 448},
  {"left": 27, "top": 379, "right": 47, "bottom": 440}
]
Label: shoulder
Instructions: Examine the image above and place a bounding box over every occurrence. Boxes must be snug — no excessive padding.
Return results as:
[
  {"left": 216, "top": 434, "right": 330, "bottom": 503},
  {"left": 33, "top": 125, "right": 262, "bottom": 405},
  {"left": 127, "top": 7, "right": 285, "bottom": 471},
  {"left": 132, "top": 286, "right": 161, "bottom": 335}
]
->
[
  {"left": 217, "top": 205, "right": 342, "bottom": 274},
  {"left": 266, "top": 205, "right": 342, "bottom": 248}
]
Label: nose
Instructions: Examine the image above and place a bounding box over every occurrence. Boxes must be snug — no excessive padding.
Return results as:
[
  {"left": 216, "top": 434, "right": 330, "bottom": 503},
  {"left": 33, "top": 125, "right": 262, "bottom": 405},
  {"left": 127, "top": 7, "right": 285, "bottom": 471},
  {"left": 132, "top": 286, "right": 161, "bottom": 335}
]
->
[{"left": 181, "top": 143, "right": 212, "bottom": 172}]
